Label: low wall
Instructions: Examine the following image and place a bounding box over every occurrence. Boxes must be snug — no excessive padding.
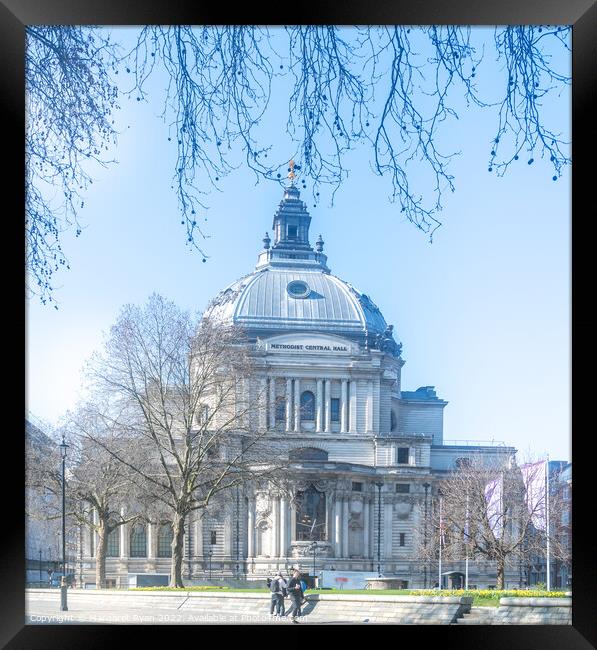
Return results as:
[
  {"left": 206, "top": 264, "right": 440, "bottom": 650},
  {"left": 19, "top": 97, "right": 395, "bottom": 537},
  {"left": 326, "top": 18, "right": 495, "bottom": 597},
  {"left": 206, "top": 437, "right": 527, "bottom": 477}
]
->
[
  {"left": 27, "top": 590, "right": 473, "bottom": 624},
  {"left": 496, "top": 597, "right": 572, "bottom": 625}
]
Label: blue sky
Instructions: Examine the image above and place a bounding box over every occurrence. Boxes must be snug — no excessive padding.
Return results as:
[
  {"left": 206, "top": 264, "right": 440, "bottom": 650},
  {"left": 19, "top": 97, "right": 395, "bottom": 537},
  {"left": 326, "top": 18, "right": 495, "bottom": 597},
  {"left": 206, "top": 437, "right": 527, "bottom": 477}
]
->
[{"left": 26, "top": 27, "right": 571, "bottom": 461}]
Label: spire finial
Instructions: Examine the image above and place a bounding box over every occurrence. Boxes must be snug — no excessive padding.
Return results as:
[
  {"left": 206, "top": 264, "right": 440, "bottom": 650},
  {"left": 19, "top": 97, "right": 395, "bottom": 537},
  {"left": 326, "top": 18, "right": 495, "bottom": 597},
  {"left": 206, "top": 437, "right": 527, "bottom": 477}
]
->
[{"left": 287, "top": 159, "right": 297, "bottom": 184}]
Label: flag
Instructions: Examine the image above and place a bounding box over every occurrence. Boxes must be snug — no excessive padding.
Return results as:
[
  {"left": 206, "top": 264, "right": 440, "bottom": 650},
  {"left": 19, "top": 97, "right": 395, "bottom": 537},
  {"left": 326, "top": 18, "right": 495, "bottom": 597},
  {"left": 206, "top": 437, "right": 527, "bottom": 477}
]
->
[
  {"left": 484, "top": 475, "right": 503, "bottom": 539},
  {"left": 521, "top": 460, "right": 547, "bottom": 531},
  {"left": 464, "top": 493, "right": 470, "bottom": 544}
]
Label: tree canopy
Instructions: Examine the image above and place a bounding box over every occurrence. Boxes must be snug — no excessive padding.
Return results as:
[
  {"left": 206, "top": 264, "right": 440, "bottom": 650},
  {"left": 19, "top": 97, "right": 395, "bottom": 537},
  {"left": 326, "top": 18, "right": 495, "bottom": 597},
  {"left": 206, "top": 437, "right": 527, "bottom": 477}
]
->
[{"left": 25, "top": 25, "right": 571, "bottom": 306}]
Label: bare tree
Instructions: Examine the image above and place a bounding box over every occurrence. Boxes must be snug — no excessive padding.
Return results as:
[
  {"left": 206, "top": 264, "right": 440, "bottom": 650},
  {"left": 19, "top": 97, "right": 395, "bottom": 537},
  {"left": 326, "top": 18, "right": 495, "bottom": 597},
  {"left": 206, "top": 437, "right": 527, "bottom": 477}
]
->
[
  {"left": 414, "top": 455, "right": 569, "bottom": 589},
  {"left": 25, "top": 26, "right": 570, "bottom": 305},
  {"left": 84, "top": 293, "right": 286, "bottom": 587},
  {"left": 27, "top": 405, "right": 141, "bottom": 589},
  {"left": 25, "top": 27, "right": 119, "bottom": 307}
]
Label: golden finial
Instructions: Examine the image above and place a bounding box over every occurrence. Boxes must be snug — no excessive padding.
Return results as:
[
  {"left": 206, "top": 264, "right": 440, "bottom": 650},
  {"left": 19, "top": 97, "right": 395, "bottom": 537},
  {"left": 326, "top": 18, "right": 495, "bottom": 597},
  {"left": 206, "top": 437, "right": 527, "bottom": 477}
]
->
[{"left": 287, "top": 159, "right": 297, "bottom": 183}]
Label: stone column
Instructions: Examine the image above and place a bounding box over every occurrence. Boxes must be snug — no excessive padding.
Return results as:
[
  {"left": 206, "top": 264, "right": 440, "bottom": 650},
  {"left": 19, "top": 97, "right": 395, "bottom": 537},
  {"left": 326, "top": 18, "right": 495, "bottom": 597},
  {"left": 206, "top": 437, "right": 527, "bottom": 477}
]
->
[
  {"left": 279, "top": 497, "right": 287, "bottom": 557},
  {"left": 340, "top": 379, "right": 348, "bottom": 433},
  {"left": 290, "top": 499, "right": 297, "bottom": 542},
  {"left": 325, "top": 492, "right": 333, "bottom": 543},
  {"left": 91, "top": 509, "right": 97, "bottom": 557},
  {"left": 195, "top": 517, "right": 203, "bottom": 557},
  {"left": 294, "top": 378, "right": 301, "bottom": 432},
  {"left": 363, "top": 499, "right": 370, "bottom": 558},
  {"left": 384, "top": 502, "right": 393, "bottom": 558},
  {"left": 269, "top": 377, "right": 276, "bottom": 430},
  {"left": 119, "top": 508, "right": 128, "bottom": 559},
  {"left": 334, "top": 497, "right": 342, "bottom": 557},
  {"left": 260, "top": 376, "right": 268, "bottom": 430},
  {"left": 272, "top": 496, "right": 279, "bottom": 557},
  {"left": 373, "top": 378, "right": 381, "bottom": 435},
  {"left": 285, "top": 379, "right": 292, "bottom": 432},
  {"left": 324, "top": 379, "right": 332, "bottom": 432},
  {"left": 342, "top": 498, "right": 349, "bottom": 558},
  {"left": 349, "top": 380, "right": 357, "bottom": 433},
  {"left": 224, "top": 509, "right": 233, "bottom": 559},
  {"left": 366, "top": 380, "right": 374, "bottom": 432},
  {"left": 247, "top": 499, "right": 255, "bottom": 558},
  {"left": 316, "top": 379, "right": 323, "bottom": 432},
  {"left": 147, "top": 522, "right": 155, "bottom": 559}
]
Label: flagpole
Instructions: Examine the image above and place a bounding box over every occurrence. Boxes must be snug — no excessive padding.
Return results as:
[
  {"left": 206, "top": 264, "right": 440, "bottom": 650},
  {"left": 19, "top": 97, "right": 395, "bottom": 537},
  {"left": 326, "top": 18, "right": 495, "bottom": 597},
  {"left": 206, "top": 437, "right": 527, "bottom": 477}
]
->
[
  {"left": 438, "top": 492, "right": 443, "bottom": 590},
  {"left": 546, "top": 457, "right": 550, "bottom": 591}
]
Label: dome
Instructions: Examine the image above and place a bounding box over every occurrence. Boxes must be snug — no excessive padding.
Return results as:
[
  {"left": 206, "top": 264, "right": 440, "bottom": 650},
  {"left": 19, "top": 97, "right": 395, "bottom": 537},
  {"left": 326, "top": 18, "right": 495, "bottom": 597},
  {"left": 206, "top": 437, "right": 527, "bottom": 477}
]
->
[
  {"left": 204, "top": 184, "right": 401, "bottom": 355},
  {"left": 205, "top": 266, "right": 388, "bottom": 341}
]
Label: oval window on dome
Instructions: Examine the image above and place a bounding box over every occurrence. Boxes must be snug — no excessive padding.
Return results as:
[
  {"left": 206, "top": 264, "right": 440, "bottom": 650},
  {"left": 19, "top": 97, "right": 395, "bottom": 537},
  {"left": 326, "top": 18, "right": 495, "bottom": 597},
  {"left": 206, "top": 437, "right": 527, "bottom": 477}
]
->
[{"left": 287, "top": 280, "right": 310, "bottom": 299}]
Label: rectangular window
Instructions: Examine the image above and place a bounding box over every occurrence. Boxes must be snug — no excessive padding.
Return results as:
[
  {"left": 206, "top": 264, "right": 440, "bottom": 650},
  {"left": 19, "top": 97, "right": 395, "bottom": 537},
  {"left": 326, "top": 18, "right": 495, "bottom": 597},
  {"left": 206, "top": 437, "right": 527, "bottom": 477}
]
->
[
  {"left": 352, "top": 482, "right": 363, "bottom": 492},
  {"left": 396, "top": 447, "right": 409, "bottom": 464},
  {"left": 210, "top": 531, "right": 217, "bottom": 546},
  {"left": 396, "top": 483, "right": 410, "bottom": 494},
  {"left": 198, "top": 404, "right": 209, "bottom": 426},
  {"left": 287, "top": 225, "right": 298, "bottom": 239},
  {"left": 331, "top": 398, "right": 340, "bottom": 422},
  {"left": 399, "top": 533, "right": 406, "bottom": 547}
]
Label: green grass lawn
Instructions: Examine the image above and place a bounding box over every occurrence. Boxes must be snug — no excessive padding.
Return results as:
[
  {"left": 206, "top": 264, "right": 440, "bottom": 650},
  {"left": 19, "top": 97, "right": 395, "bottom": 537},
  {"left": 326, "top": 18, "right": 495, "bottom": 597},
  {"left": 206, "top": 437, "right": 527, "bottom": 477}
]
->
[{"left": 131, "top": 586, "right": 568, "bottom": 607}]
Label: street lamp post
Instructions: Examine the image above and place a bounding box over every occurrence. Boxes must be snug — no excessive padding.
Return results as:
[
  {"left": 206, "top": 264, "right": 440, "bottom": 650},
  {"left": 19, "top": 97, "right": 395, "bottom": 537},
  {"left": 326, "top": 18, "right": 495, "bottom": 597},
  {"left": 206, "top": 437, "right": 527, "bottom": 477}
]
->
[
  {"left": 39, "top": 549, "right": 42, "bottom": 584},
  {"left": 375, "top": 482, "right": 383, "bottom": 577},
  {"left": 423, "top": 482, "right": 430, "bottom": 589},
  {"left": 310, "top": 541, "right": 317, "bottom": 588},
  {"left": 208, "top": 549, "right": 213, "bottom": 581},
  {"left": 59, "top": 435, "right": 69, "bottom": 611}
]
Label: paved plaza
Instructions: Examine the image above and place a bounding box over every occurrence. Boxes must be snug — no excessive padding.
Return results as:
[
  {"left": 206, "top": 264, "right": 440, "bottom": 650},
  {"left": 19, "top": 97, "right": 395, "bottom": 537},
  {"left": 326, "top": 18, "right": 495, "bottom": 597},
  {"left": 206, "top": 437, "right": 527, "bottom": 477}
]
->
[{"left": 25, "top": 591, "right": 346, "bottom": 625}]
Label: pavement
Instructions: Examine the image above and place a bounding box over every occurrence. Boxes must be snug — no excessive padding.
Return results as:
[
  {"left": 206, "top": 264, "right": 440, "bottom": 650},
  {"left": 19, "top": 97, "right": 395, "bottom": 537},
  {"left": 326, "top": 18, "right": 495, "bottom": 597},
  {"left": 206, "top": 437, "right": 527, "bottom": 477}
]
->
[{"left": 25, "top": 592, "right": 352, "bottom": 625}]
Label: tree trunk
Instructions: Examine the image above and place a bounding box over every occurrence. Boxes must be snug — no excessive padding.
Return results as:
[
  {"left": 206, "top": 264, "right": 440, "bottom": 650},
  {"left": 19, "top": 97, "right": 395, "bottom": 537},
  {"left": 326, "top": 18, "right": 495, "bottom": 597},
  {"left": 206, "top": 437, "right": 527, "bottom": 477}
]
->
[
  {"left": 170, "top": 514, "right": 186, "bottom": 588},
  {"left": 496, "top": 556, "right": 505, "bottom": 590},
  {"left": 95, "top": 520, "right": 107, "bottom": 589}
]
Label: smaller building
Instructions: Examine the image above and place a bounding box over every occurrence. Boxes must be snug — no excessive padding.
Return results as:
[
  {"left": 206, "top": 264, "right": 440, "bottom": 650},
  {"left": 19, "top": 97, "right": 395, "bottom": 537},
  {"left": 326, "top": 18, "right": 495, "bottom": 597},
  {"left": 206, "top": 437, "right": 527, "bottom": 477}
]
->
[{"left": 25, "top": 417, "right": 62, "bottom": 585}]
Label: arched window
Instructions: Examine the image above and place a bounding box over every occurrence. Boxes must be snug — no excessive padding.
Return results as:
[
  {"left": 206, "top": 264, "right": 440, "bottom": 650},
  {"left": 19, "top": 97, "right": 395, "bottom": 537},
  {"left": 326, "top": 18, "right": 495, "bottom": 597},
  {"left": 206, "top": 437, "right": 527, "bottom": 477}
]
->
[
  {"left": 106, "top": 528, "right": 120, "bottom": 558},
  {"left": 289, "top": 447, "right": 328, "bottom": 462},
  {"left": 130, "top": 523, "right": 147, "bottom": 558},
  {"left": 295, "top": 485, "right": 327, "bottom": 541},
  {"left": 157, "top": 523, "right": 174, "bottom": 558},
  {"left": 300, "top": 391, "right": 315, "bottom": 421}
]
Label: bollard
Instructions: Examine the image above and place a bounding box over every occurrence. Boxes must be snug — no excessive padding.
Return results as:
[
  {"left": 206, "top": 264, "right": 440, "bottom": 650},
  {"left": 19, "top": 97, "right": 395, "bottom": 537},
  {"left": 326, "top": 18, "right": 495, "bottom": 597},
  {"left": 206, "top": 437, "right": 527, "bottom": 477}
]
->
[{"left": 60, "top": 575, "right": 68, "bottom": 611}]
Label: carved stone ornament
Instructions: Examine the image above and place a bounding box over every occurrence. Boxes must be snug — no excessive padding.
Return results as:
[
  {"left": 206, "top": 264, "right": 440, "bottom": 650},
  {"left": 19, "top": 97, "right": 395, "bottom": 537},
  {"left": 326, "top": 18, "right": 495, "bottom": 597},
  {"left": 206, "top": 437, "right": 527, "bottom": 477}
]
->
[
  {"left": 348, "top": 512, "right": 363, "bottom": 530},
  {"left": 349, "top": 498, "right": 363, "bottom": 514},
  {"left": 255, "top": 493, "right": 271, "bottom": 519},
  {"left": 291, "top": 480, "right": 331, "bottom": 495},
  {"left": 394, "top": 502, "right": 413, "bottom": 520},
  {"left": 290, "top": 541, "right": 332, "bottom": 559}
]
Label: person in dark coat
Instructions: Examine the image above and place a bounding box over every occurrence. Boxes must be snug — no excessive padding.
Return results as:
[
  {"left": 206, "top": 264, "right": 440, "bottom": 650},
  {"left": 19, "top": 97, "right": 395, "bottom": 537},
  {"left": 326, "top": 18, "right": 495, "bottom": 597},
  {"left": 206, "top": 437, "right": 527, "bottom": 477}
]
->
[
  {"left": 269, "top": 572, "right": 287, "bottom": 617},
  {"left": 285, "top": 568, "right": 304, "bottom": 622}
]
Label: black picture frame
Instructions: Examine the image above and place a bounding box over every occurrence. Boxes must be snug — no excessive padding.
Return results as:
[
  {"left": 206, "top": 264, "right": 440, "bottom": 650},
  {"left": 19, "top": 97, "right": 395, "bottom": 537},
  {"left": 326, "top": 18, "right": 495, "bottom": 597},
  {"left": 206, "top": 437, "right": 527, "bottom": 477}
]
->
[{"left": 6, "top": 0, "right": 594, "bottom": 646}]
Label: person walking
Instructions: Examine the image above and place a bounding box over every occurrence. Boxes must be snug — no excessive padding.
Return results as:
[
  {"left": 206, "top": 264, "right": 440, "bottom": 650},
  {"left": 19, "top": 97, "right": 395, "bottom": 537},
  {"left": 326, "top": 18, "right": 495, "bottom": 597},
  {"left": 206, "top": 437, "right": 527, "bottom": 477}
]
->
[
  {"left": 269, "top": 572, "right": 286, "bottom": 617},
  {"left": 285, "top": 568, "right": 304, "bottom": 623}
]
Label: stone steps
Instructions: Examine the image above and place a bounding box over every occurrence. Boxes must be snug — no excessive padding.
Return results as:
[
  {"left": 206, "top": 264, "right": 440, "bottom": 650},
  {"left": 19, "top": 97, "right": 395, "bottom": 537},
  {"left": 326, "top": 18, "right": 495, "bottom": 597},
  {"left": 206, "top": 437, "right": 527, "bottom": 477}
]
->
[{"left": 455, "top": 607, "right": 498, "bottom": 625}]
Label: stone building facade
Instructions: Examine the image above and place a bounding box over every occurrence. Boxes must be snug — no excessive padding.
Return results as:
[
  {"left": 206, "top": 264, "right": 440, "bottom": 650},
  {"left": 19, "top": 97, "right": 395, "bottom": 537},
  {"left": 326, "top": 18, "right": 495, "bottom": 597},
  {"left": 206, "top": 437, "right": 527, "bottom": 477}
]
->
[{"left": 79, "top": 183, "right": 519, "bottom": 589}]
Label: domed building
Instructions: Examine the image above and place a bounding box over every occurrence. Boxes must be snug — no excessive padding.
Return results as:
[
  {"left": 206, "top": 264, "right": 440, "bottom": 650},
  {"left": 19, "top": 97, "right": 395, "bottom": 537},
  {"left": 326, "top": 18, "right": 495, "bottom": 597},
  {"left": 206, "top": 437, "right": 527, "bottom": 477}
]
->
[
  {"left": 80, "top": 181, "right": 518, "bottom": 590},
  {"left": 195, "top": 181, "right": 516, "bottom": 588}
]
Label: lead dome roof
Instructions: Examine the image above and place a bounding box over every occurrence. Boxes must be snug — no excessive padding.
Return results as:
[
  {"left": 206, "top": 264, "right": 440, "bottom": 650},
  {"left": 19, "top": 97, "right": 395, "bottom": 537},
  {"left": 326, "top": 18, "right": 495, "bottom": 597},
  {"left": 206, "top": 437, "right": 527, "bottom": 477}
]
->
[{"left": 204, "top": 184, "right": 400, "bottom": 352}]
